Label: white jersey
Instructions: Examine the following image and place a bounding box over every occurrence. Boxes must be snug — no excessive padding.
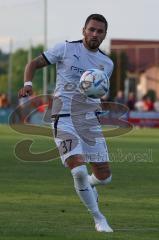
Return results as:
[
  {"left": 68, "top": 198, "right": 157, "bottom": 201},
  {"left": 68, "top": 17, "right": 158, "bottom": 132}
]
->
[{"left": 43, "top": 40, "right": 114, "bottom": 115}]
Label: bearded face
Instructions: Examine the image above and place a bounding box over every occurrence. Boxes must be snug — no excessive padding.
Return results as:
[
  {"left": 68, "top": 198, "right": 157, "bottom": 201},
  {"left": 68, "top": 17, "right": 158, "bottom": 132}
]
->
[{"left": 83, "top": 19, "right": 106, "bottom": 51}]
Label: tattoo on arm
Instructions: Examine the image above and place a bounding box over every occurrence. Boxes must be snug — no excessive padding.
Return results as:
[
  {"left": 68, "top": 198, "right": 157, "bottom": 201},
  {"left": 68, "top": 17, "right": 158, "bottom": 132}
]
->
[{"left": 34, "top": 55, "right": 48, "bottom": 68}]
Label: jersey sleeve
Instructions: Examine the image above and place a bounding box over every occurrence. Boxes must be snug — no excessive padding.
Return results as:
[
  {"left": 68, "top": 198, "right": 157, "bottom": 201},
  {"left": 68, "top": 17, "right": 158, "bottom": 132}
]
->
[{"left": 42, "top": 42, "right": 66, "bottom": 64}]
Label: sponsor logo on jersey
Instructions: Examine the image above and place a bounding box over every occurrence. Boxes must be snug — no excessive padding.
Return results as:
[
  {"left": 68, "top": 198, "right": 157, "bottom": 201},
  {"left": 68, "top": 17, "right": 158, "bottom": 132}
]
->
[{"left": 71, "top": 65, "right": 84, "bottom": 74}]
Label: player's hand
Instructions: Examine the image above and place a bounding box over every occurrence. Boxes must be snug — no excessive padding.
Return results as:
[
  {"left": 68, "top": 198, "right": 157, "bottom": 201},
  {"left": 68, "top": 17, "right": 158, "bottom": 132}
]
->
[{"left": 18, "top": 86, "right": 33, "bottom": 98}]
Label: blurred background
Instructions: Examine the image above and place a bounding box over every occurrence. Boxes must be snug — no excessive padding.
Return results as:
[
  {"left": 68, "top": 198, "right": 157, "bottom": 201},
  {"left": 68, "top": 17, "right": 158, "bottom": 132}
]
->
[{"left": 0, "top": 0, "right": 159, "bottom": 126}]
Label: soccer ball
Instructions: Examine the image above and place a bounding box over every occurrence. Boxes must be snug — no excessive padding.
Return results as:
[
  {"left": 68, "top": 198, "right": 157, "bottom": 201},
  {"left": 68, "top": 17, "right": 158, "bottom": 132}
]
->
[{"left": 79, "top": 69, "right": 110, "bottom": 98}]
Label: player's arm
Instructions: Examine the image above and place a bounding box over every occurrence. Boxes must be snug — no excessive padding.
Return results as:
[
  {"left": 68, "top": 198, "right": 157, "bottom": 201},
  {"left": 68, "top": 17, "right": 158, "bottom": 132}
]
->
[{"left": 18, "top": 55, "right": 49, "bottom": 98}]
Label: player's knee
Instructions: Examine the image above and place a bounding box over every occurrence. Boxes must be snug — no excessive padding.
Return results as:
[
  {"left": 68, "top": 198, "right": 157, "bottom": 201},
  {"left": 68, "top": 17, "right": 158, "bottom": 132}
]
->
[
  {"left": 99, "top": 174, "right": 112, "bottom": 185},
  {"left": 97, "top": 169, "right": 112, "bottom": 180},
  {"left": 66, "top": 155, "right": 85, "bottom": 169},
  {"left": 71, "top": 165, "right": 88, "bottom": 190}
]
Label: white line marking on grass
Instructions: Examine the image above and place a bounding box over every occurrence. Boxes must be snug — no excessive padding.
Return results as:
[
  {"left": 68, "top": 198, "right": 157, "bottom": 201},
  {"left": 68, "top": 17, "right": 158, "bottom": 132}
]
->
[
  {"left": 115, "top": 228, "right": 159, "bottom": 232},
  {"left": 73, "top": 227, "right": 159, "bottom": 232}
]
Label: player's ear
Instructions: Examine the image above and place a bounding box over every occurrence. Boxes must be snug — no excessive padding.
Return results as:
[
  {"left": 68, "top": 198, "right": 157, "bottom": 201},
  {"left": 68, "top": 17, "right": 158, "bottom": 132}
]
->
[
  {"left": 102, "top": 31, "right": 106, "bottom": 41},
  {"left": 82, "top": 27, "right": 85, "bottom": 36}
]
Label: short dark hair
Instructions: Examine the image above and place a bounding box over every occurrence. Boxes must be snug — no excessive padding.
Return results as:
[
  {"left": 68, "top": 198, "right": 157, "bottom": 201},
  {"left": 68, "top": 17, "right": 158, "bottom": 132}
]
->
[{"left": 84, "top": 14, "right": 108, "bottom": 31}]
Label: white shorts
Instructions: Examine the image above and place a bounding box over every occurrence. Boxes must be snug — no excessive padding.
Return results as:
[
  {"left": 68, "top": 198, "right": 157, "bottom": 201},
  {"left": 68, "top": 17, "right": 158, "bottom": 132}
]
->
[{"left": 51, "top": 112, "right": 109, "bottom": 166}]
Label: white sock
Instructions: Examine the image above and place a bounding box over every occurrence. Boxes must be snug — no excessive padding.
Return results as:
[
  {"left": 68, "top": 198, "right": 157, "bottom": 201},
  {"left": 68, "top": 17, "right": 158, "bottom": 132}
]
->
[
  {"left": 88, "top": 173, "right": 112, "bottom": 186},
  {"left": 71, "top": 165, "right": 104, "bottom": 223}
]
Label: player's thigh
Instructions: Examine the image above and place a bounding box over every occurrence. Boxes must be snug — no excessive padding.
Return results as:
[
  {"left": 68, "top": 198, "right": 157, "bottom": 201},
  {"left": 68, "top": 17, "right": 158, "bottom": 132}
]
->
[
  {"left": 51, "top": 116, "right": 84, "bottom": 167},
  {"left": 82, "top": 137, "right": 109, "bottom": 162},
  {"left": 90, "top": 162, "right": 111, "bottom": 180}
]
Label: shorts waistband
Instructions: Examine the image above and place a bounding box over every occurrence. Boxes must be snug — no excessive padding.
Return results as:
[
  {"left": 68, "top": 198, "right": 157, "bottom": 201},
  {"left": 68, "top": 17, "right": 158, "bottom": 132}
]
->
[
  {"left": 51, "top": 112, "right": 103, "bottom": 119},
  {"left": 51, "top": 113, "right": 70, "bottom": 119}
]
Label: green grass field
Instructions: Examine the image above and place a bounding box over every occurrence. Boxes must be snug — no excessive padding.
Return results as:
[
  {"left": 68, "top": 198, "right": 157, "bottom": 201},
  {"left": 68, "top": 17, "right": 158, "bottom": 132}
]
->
[{"left": 0, "top": 125, "right": 158, "bottom": 240}]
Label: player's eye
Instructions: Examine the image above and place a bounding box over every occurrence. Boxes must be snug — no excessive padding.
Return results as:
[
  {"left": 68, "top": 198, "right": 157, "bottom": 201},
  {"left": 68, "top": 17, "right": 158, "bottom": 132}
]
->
[
  {"left": 89, "top": 27, "right": 96, "bottom": 32},
  {"left": 97, "top": 29, "right": 104, "bottom": 34},
  {"left": 88, "top": 27, "right": 104, "bottom": 34}
]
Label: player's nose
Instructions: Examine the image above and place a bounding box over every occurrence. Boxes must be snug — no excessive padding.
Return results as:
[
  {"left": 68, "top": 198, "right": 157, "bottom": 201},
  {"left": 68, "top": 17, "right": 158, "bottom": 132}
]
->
[{"left": 92, "top": 30, "right": 98, "bottom": 37}]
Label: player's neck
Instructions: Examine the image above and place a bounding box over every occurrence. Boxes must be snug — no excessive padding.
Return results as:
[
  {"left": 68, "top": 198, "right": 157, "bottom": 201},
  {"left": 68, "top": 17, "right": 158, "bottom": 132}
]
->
[{"left": 82, "top": 39, "right": 98, "bottom": 52}]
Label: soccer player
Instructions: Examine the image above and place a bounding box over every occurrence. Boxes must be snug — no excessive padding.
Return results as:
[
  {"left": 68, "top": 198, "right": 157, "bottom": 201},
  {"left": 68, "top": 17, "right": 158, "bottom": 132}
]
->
[{"left": 18, "top": 14, "right": 114, "bottom": 232}]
